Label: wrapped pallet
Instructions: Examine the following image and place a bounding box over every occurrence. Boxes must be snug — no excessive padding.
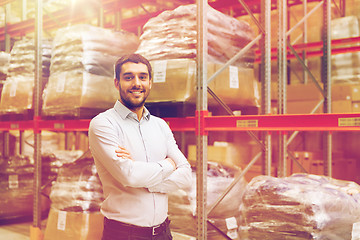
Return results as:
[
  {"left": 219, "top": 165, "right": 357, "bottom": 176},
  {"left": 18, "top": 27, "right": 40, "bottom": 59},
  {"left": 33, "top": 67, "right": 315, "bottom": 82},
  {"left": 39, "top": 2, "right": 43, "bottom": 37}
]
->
[
  {"left": 168, "top": 163, "right": 247, "bottom": 239},
  {"left": 0, "top": 38, "right": 52, "bottom": 115},
  {"left": 44, "top": 157, "right": 104, "bottom": 240},
  {"left": 239, "top": 174, "right": 360, "bottom": 240},
  {"left": 0, "top": 51, "right": 10, "bottom": 81},
  {"left": 136, "top": 4, "right": 256, "bottom": 68},
  {"left": 137, "top": 5, "right": 259, "bottom": 108},
  {"left": 42, "top": 24, "right": 139, "bottom": 118},
  {"left": 331, "top": 16, "right": 360, "bottom": 84},
  {"left": 0, "top": 155, "right": 52, "bottom": 220}
]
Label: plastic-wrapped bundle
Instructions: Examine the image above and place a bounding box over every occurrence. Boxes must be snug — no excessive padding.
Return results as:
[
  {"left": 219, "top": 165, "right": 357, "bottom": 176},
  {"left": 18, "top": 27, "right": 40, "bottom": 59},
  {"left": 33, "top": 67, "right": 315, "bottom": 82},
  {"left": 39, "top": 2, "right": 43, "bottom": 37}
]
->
[
  {"left": 168, "top": 163, "right": 247, "bottom": 239},
  {"left": 0, "top": 38, "right": 52, "bottom": 114},
  {"left": 136, "top": 4, "right": 256, "bottom": 68},
  {"left": 42, "top": 24, "right": 139, "bottom": 117},
  {"left": 6, "top": 37, "right": 52, "bottom": 79},
  {"left": 49, "top": 157, "right": 104, "bottom": 212},
  {"left": 0, "top": 155, "right": 52, "bottom": 220},
  {"left": 0, "top": 51, "right": 10, "bottom": 80},
  {"left": 239, "top": 174, "right": 360, "bottom": 240},
  {"left": 331, "top": 16, "right": 360, "bottom": 84}
]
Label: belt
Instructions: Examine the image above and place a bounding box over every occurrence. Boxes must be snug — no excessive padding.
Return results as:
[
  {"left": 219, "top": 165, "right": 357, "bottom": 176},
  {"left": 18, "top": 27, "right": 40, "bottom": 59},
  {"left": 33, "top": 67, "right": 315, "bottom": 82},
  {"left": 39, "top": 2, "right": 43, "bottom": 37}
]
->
[{"left": 104, "top": 217, "right": 169, "bottom": 236}]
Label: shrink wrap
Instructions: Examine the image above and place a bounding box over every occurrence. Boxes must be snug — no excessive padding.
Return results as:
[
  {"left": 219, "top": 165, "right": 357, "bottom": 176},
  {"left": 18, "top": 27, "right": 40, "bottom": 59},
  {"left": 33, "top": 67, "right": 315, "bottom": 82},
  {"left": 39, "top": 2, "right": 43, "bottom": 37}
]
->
[
  {"left": 239, "top": 174, "right": 360, "bottom": 240},
  {"left": 136, "top": 4, "right": 256, "bottom": 68},
  {"left": 0, "top": 38, "right": 51, "bottom": 114},
  {"left": 169, "top": 163, "right": 247, "bottom": 239},
  {"left": 42, "top": 24, "right": 139, "bottom": 117},
  {"left": 331, "top": 16, "right": 360, "bottom": 83}
]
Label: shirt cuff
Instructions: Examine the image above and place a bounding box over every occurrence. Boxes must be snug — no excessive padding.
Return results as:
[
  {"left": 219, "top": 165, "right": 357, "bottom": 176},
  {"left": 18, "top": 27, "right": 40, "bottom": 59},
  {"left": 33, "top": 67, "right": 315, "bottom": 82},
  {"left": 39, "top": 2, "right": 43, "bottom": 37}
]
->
[{"left": 158, "top": 159, "right": 174, "bottom": 180}]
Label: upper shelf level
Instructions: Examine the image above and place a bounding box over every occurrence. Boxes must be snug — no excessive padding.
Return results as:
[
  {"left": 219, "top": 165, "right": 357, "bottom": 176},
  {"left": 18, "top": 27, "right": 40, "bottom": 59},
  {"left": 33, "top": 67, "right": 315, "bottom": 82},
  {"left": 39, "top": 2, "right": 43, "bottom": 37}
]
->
[{"left": 1, "top": 113, "right": 360, "bottom": 132}]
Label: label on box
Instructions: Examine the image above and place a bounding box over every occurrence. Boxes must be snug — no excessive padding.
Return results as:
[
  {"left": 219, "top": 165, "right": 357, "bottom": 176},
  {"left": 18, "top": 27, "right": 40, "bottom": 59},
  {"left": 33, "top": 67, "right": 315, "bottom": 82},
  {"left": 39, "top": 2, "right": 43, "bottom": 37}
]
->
[
  {"left": 57, "top": 211, "right": 67, "bottom": 231},
  {"left": 8, "top": 175, "right": 19, "bottom": 189},
  {"left": 225, "top": 217, "right": 239, "bottom": 239},
  {"left": 10, "top": 82, "right": 17, "bottom": 97},
  {"left": 225, "top": 217, "right": 238, "bottom": 230},
  {"left": 153, "top": 60, "right": 167, "bottom": 83},
  {"left": 229, "top": 66, "right": 239, "bottom": 89},
  {"left": 352, "top": 222, "right": 360, "bottom": 240}
]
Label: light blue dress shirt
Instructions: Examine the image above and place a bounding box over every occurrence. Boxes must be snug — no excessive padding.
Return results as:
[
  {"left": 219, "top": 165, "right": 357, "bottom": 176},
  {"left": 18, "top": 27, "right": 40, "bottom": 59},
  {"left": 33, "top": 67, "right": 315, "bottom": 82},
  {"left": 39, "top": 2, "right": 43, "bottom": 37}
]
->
[{"left": 88, "top": 100, "right": 192, "bottom": 227}]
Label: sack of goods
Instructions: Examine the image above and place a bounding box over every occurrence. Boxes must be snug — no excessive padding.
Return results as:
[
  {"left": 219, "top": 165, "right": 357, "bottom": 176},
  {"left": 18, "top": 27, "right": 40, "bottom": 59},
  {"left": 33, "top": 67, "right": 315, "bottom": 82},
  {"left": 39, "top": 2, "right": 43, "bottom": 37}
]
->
[
  {"left": 44, "top": 156, "right": 104, "bottom": 240},
  {"left": 0, "top": 38, "right": 51, "bottom": 115},
  {"left": 0, "top": 155, "right": 53, "bottom": 220},
  {"left": 239, "top": 173, "right": 360, "bottom": 240},
  {"left": 136, "top": 5, "right": 260, "bottom": 108},
  {"left": 168, "top": 163, "right": 247, "bottom": 239},
  {"left": 0, "top": 51, "right": 10, "bottom": 81},
  {"left": 331, "top": 16, "right": 360, "bottom": 84},
  {"left": 42, "top": 24, "right": 139, "bottom": 118},
  {"left": 136, "top": 4, "right": 256, "bottom": 68}
]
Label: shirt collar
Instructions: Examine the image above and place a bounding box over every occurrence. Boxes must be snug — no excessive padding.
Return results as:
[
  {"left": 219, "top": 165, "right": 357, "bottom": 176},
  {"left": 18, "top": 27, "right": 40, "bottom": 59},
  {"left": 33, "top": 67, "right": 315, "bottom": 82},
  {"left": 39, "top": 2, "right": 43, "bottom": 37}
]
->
[{"left": 114, "top": 100, "right": 150, "bottom": 121}]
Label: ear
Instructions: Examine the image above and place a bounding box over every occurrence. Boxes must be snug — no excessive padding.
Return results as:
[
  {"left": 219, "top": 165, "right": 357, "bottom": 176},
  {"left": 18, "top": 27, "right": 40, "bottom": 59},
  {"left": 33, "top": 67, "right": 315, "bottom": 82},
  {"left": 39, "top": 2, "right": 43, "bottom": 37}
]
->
[{"left": 114, "top": 78, "right": 120, "bottom": 90}]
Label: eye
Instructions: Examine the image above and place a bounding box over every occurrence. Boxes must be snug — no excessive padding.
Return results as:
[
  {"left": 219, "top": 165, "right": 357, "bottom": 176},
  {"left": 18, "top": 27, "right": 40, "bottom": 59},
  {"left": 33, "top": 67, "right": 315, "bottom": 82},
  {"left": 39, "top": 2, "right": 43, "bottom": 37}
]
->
[{"left": 124, "top": 75, "right": 134, "bottom": 80}]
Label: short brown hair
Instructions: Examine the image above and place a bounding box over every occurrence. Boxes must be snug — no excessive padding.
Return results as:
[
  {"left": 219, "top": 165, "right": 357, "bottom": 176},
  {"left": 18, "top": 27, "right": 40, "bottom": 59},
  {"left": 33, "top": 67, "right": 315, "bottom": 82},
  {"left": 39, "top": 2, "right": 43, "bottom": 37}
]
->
[{"left": 114, "top": 54, "right": 152, "bottom": 80}]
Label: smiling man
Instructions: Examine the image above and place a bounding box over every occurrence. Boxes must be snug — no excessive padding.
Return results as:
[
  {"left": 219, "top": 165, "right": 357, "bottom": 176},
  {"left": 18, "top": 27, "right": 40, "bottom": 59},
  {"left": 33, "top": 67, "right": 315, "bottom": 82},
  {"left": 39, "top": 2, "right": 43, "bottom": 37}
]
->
[{"left": 88, "top": 54, "right": 192, "bottom": 240}]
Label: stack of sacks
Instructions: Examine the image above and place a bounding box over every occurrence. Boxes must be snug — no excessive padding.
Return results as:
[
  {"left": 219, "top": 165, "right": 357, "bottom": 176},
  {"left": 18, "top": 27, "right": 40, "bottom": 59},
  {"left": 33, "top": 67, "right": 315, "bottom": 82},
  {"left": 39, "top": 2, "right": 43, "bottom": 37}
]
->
[
  {"left": 168, "top": 163, "right": 247, "bottom": 239},
  {"left": 136, "top": 4, "right": 259, "bottom": 108},
  {"left": 331, "top": 16, "right": 360, "bottom": 83},
  {"left": 42, "top": 24, "right": 139, "bottom": 118},
  {"left": 0, "top": 155, "right": 53, "bottom": 220},
  {"left": 0, "top": 38, "right": 52, "bottom": 114},
  {"left": 44, "top": 157, "right": 104, "bottom": 240},
  {"left": 136, "top": 4, "right": 256, "bottom": 67},
  {"left": 0, "top": 51, "right": 10, "bottom": 81},
  {"left": 48, "top": 157, "right": 103, "bottom": 212},
  {"left": 239, "top": 174, "right": 360, "bottom": 240}
]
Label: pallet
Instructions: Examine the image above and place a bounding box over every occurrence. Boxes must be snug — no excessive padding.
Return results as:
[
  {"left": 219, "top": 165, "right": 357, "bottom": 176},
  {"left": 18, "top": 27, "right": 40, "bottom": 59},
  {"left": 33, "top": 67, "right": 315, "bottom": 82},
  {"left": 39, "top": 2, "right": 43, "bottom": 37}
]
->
[
  {"left": 41, "top": 107, "right": 105, "bottom": 120},
  {"left": 0, "top": 109, "right": 34, "bottom": 121}
]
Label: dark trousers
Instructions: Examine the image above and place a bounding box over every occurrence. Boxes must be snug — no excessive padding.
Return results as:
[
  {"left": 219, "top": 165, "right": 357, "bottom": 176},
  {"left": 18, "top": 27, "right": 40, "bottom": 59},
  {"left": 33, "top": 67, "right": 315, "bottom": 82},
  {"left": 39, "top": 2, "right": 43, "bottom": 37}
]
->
[{"left": 102, "top": 217, "right": 173, "bottom": 240}]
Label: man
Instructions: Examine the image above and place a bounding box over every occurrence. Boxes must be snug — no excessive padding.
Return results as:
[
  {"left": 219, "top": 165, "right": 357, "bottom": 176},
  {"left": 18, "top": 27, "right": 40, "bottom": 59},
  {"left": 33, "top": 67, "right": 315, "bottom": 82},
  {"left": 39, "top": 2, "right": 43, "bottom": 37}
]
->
[{"left": 88, "top": 53, "right": 192, "bottom": 240}]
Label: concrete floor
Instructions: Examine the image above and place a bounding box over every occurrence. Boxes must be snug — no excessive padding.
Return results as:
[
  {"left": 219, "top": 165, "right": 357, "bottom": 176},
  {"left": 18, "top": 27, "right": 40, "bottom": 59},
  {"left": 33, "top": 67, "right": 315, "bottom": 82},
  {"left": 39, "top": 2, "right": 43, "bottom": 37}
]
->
[{"left": 0, "top": 218, "right": 47, "bottom": 240}]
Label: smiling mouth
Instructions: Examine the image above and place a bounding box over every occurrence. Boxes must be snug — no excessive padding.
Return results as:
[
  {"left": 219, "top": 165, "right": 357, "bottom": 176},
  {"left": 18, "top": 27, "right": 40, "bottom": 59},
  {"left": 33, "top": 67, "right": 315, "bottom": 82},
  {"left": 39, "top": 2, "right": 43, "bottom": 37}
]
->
[{"left": 129, "top": 89, "right": 144, "bottom": 96}]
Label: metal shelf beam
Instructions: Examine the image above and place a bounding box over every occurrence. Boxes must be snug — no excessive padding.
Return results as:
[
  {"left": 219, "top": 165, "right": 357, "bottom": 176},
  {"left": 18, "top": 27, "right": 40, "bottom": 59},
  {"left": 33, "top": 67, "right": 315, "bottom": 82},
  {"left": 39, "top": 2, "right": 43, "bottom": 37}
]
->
[{"left": 2, "top": 113, "right": 360, "bottom": 132}]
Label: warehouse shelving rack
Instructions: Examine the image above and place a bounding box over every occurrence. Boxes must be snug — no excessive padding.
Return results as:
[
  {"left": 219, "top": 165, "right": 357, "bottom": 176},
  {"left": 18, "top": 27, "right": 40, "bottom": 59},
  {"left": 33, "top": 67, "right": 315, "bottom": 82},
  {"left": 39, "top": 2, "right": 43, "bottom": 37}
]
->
[{"left": 1, "top": 0, "right": 360, "bottom": 239}]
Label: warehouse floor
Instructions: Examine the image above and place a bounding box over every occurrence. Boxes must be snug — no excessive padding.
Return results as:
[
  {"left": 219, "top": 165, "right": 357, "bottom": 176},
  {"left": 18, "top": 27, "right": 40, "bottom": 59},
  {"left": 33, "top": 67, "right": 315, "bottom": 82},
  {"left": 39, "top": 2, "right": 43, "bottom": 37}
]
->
[{"left": 0, "top": 218, "right": 47, "bottom": 240}]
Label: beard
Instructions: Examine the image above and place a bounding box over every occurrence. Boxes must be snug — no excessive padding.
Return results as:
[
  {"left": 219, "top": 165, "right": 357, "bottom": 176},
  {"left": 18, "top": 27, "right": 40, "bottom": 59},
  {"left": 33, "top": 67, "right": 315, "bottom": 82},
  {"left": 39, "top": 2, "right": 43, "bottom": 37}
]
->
[{"left": 119, "top": 87, "right": 149, "bottom": 111}]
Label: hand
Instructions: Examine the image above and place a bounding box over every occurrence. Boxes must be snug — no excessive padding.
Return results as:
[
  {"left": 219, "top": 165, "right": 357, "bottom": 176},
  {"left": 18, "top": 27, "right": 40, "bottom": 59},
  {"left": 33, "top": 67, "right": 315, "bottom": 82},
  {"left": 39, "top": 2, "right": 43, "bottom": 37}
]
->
[
  {"left": 166, "top": 157, "right": 176, "bottom": 171},
  {"left": 115, "top": 146, "right": 133, "bottom": 160}
]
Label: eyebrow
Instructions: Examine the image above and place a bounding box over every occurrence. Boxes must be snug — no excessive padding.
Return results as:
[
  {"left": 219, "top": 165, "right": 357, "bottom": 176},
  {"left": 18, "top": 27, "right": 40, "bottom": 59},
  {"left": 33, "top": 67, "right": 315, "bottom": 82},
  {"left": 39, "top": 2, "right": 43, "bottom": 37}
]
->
[{"left": 122, "top": 72, "right": 149, "bottom": 77}]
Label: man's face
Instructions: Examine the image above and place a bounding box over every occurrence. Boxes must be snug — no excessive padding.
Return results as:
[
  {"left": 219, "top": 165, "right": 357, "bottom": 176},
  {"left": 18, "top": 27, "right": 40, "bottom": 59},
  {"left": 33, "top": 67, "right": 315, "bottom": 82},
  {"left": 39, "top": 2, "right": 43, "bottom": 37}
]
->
[{"left": 115, "top": 62, "right": 152, "bottom": 111}]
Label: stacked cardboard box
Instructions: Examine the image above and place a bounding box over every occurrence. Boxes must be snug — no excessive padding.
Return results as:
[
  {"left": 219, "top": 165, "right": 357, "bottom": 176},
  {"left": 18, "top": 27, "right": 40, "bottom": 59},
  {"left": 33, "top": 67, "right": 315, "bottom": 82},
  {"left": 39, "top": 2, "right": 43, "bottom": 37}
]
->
[
  {"left": 287, "top": 151, "right": 357, "bottom": 181},
  {"left": 286, "top": 83, "right": 360, "bottom": 113},
  {"left": 148, "top": 59, "right": 260, "bottom": 108}
]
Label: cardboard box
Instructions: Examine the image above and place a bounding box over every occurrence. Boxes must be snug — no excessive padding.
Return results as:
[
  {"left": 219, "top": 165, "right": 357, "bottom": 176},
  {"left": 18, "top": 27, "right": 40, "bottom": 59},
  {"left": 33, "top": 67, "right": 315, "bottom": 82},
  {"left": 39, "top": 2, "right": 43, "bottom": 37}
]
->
[
  {"left": 287, "top": 99, "right": 353, "bottom": 114},
  {"left": 352, "top": 101, "right": 360, "bottom": 112},
  {"left": 239, "top": 164, "right": 277, "bottom": 182},
  {"left": 287, "top": 100, "right": 323, "bottom": 114},
  {"left": 332, "top": 100, "right": 353, "bottom": 113},
  {"left": 287, "top": 83, "right": 324, "bottom": 101},
  {"left": 187, "top": 142, "right": 241, "bottom": 167},
  {"left": 148, "top": 59, "right": 260, "bottom": 107},
  {"left": 332, "top": 84, "right": 360, "bottom": 101},
  {"left": 44, "top": 208, "right": 104, "bottom": 240}
]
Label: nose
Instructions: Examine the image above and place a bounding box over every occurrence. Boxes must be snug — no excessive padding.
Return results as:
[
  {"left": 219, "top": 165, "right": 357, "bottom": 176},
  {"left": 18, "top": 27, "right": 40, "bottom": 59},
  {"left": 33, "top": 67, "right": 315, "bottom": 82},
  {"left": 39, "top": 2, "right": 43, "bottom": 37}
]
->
[{"left": 133, "top": 75, "right": 141, "bottom": 86}]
